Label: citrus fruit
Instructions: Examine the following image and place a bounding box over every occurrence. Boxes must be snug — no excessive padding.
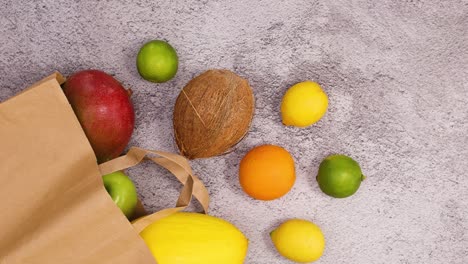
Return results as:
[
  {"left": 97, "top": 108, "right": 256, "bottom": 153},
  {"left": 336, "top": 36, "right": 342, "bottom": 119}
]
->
[
  {"left": 316, "top": 154, "right": 365, "bottom": 198},
  {"left": 280, "top": 81, "right": 328, "bottom": 127},
  {"left": 239, "top": 145, "right": 295, "bottom": 200},
  {"left": 137, "top": 40, "right": 178, "bottom": 83},
  {"left": 270, "top": 219, "right": 325, "bottom": 263}
]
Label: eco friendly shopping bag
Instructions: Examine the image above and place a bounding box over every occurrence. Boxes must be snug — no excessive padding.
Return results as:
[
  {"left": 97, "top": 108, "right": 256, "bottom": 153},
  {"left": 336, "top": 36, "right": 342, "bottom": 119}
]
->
[{"left": 0, "top": 73, "right": 209, "bottom": 263}]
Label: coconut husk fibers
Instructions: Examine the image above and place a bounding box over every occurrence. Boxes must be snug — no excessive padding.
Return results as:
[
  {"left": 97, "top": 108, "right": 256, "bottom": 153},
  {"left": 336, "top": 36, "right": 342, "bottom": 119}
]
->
[{"left": 173, "top": 69, "right": 254, "bottom": 159}]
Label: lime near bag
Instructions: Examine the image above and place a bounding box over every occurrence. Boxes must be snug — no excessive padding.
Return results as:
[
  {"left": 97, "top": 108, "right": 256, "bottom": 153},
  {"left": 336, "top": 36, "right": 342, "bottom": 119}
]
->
[{"left": 0, "top": 73, "right": 209, "bottom": 263}]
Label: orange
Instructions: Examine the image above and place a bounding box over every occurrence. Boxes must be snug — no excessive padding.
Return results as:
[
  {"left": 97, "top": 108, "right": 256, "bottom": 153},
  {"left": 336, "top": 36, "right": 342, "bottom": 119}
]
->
[{"left": 239, "top": 145, "right": 296, "bottom": 200}]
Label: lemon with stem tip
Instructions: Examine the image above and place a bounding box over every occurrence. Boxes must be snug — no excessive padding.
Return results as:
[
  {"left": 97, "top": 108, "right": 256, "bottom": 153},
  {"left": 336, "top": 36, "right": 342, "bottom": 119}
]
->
[{"left": 270, "top": 219, "right": 325, "bottom": 263}]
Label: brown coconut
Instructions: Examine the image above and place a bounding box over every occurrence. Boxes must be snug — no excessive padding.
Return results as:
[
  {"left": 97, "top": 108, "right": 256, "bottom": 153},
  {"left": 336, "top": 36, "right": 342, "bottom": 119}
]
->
[{"left": 173, "top": 69, "right": 255, "bottom": 159}]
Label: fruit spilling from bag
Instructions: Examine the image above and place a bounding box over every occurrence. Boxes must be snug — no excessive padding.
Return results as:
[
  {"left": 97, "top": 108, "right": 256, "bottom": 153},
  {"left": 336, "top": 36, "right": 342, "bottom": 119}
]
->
[{"left": 0, "top": 33, "right": 372, "bottom": 263}]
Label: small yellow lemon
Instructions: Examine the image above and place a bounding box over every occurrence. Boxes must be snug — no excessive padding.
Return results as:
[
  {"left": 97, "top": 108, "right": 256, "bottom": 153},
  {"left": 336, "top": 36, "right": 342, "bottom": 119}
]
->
[
  {"left": 280, "top": 81, "right": 328, "bottom": 127},
  {"left": 270, "top": 219, "right": 325, "bottom": 263}
]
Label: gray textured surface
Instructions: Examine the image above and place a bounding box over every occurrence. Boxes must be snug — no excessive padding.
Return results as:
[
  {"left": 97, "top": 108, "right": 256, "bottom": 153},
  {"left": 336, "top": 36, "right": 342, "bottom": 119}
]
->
[{"left": 1, "top": 1, "right": 467, "bottom": 263}]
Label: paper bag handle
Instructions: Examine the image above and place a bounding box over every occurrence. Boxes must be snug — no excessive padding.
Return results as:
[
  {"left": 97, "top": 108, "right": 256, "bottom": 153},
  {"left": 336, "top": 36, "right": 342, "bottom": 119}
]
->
[{"left": 98, "top": 147, "right": 209, "bottom": 233}]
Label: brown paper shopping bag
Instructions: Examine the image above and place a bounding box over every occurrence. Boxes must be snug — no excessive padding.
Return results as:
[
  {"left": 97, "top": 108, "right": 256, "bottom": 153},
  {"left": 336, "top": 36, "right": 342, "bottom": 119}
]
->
[{"left": 0, "top": 73, "right": 210, "bottom": 263}]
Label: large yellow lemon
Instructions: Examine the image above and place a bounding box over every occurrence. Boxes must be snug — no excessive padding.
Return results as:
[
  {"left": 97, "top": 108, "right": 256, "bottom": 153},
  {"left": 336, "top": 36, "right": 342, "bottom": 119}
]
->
[{"left": 140, "top": 212, "right": 248, "bottom": 264}]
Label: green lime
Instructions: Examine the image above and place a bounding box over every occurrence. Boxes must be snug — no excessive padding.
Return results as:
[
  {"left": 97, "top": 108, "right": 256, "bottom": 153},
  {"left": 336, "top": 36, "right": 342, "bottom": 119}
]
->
[
  {"left": 316, "top": 154, "right": 365, "bottom": 198},
  {"left": 137, "top": 40, "right": 178, "bottom": 83}
]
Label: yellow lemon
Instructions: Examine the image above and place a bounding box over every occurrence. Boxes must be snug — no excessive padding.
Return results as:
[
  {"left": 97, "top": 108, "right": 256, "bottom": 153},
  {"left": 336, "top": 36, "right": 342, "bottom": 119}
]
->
[
  {"left": 140, "top": 212, "right": 248, "bottom": 264},
  {"left": 280, "top": 81, "right": 328, "bottom": 127},
  {"left": 270, "top": 219, "right": 325, "bottom": 263}
]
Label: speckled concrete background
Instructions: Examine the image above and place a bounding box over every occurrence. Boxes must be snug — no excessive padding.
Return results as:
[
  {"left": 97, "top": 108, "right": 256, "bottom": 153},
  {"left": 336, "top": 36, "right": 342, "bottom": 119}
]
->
[{"left": 1, "top": 0, "right": 467, "bottom": 263}]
